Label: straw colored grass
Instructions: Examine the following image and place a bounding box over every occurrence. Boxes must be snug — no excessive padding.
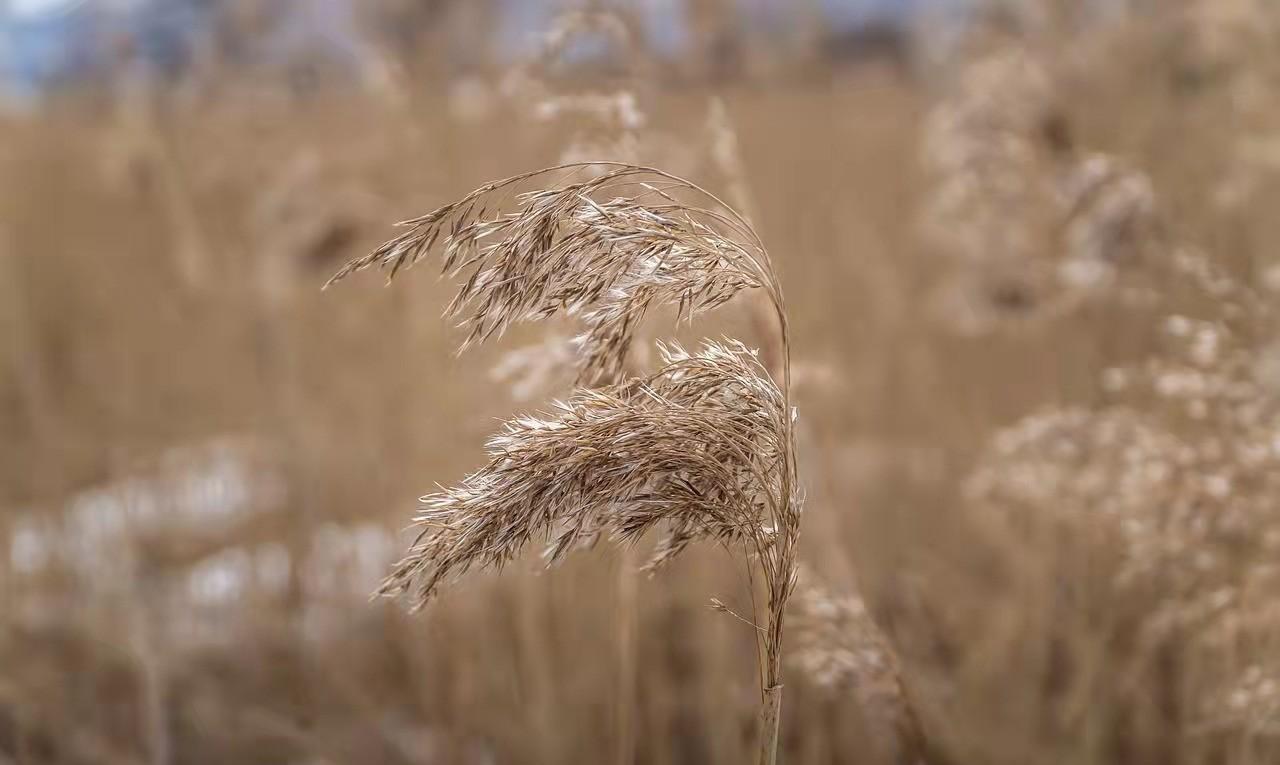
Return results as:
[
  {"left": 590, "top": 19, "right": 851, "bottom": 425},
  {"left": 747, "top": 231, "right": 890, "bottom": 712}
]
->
[{"left": 326, "top": 162, "right": 802, "bottom": 764}]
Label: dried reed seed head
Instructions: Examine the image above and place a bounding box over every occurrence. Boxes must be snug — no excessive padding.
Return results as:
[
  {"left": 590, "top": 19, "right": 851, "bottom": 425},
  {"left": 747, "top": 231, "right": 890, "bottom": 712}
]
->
[
  {"left": 789, "top": 573, "right": 927, "bottom": 763},
  {"left": 536, "top": 8, "right": 638, "bottom": 74},
  {"left": 920, "top": 42, "right": 1065, "bottom": 332},
  {"left": 966, "top": 243, "right": 1280, "bottom": 600},
  {"left": 326, "top": 165, "right": 778, "bottom": 386},
  {"left": 921, "top": 35, "right": 1176, "bottom": 334},
  {"left": 705, "top": 97, "right": 756, "bottom": 223},
  {"left": 330, "top": 165, "right": 802, "bottom": 722},
  {"left": 967, "top": 405, "right": 1280, "bottom": 592},
  {"left": 501, "top": 6, "right": 647, "bottom": 133},
  {"left": 791, "top": 576, "right": 897, "bottom": 695},
  {"left": 376, "top": 340, "right": 792, "bottom": 609},
  {"left": 1205, "top": 663, "right": 1280, "bottom": 732},
  {"left": 1056, "top": 153, "right": 1159, "bottom": 288}
]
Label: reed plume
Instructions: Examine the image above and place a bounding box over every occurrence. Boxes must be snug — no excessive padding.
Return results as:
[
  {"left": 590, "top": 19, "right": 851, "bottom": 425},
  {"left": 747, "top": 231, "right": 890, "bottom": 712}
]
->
[
  {"left": 326, "top": 162, "right": 801, "bottom": 765},
  {"left": 791, "top": 573, "right": 929, "bottom": 764}
]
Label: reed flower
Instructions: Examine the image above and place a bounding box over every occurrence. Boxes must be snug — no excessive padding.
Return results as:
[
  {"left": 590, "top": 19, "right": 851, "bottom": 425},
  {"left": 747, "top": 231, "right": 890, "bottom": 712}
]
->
[{"left": 327, "top": 162, "right": 801, "bottom": 765}]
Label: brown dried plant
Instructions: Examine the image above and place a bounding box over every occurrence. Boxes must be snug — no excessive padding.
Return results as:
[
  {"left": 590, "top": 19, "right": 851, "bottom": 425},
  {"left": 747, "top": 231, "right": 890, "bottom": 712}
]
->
[
  {"left": 790, "top": 573, "right": 930, "bottom": 764},
  {"left": 962, "top": 146, "right": 1280, "bottom": 759},
  {"left": 325, "top": 162, "right": 801, "bottom": 765}
]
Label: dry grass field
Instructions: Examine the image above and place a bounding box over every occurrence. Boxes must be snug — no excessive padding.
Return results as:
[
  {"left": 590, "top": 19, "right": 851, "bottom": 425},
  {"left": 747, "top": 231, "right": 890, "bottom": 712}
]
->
[{"left": 4, "top": 2, "right": 1280, "bottom": 763}]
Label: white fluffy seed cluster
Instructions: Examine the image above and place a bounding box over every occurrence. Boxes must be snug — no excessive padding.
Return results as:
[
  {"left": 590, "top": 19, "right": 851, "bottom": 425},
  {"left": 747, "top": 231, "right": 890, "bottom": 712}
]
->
[
  {"left": 789, "top": 575, "right": 925, "bottom": 761},
  {"left": 966, "top": 206, "right": 1280, "bottom": 733},
  {"left": 791, "top": 580, "right": 897, "bottom": 696},
  {"left": 970, "top": 303, "right": 1280, "bottom": 585},
  {"left": 921, "top": 43, "right": 1055, "bottom": 270},
  {"left": 1202, "top": 664, "right": 1280, "bottom": 734},
  {"left": 921, "top": 41, "right": 1162, "bottom": 334}
]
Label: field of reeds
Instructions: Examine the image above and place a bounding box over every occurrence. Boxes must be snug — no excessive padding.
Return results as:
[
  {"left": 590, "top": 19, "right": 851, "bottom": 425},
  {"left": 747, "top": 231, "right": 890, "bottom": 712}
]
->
[{"left": 4, "top": 2, "right": 1280, "bottom": 763}]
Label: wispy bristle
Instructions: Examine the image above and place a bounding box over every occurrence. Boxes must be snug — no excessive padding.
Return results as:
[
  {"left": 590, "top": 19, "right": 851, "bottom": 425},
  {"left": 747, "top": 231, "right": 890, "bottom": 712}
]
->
[
  {"left": 326, "top": 164, "right": 775, "bottom": 385},
  {"left": 376, "top": 340, "right": 787, "bottom": 609},
  {"left": 332, "top": 163, "right": 801, "bottom": 763}
]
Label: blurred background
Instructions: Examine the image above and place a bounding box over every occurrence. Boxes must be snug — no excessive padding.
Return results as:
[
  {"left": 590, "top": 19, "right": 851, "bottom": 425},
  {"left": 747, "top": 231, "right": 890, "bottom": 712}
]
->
[{"left": 4, "top": 1, "right": 1280, "bottom": 763}]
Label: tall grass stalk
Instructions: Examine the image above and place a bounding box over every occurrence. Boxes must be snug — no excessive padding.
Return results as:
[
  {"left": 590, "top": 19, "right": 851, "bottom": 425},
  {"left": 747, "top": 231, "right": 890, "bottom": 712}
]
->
[{"left": 326, "top": 162, "right": 801, "bottom": 764}]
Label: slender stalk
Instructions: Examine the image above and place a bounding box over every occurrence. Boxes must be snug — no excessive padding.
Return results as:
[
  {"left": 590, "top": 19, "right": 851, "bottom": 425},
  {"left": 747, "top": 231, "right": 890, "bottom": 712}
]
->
[
  {"left": 758, "top": 680, "right": 783, "bottom": 765},
  {"left": 616, "top": 547, "right": 638, "bottom": 765},
  {"left": 760, "top": 290, "right": 795, "bottom": 765},
  {"left": 326, "top": 163, "right": 802, "bottom": 765}
]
